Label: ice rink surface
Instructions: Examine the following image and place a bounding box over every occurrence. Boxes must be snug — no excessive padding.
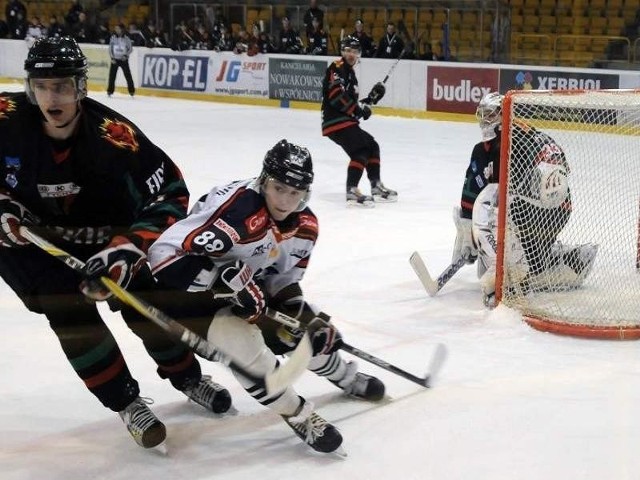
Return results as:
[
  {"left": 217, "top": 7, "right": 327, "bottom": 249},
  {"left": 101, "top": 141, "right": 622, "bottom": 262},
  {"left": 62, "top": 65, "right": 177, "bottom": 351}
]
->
[{"left": 1, "top": 84, "right": 639, "bottom": 480}]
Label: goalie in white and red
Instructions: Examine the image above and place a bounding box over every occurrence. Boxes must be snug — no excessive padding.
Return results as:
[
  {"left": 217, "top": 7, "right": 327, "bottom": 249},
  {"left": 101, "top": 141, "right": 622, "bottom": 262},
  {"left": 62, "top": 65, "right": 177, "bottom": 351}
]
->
[{"left": 452, "top": 92, "right": 597, "bottom": 307}]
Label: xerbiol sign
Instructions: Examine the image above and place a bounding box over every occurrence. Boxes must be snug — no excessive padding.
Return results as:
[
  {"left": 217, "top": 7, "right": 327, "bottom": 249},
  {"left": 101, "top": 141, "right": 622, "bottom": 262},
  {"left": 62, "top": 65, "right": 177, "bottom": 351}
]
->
[
  {"left": 499, "top": 69, "right": 619, "bottom": 91},
  {"left": 268, "top": 58, "right": 326, "bottom": 102},
  {"left": 141, "top": 54, "right": 208, "bottom": 91},
  {"left": 427, "top": 66, "right": 499, "bottom": 113}
]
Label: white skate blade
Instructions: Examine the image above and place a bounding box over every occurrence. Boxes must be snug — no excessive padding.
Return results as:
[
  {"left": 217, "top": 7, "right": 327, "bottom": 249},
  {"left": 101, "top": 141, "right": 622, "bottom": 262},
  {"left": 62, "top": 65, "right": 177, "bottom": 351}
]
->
[
  {"left": 372, "top": 195, "right": 398, "bottom": 203},
  {"left": 346, "top": 199, "right": 375, "bottom": 208},
  {"left": 152, "top": 441, "right": 169, "bottom": 456}
]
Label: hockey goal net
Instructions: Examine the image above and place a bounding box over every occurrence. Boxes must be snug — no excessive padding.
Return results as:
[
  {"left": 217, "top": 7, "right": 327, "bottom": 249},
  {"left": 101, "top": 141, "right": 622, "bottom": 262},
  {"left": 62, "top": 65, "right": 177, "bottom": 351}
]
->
[{"left": 496, "top": 89, "right": 640, "bottom": 339}]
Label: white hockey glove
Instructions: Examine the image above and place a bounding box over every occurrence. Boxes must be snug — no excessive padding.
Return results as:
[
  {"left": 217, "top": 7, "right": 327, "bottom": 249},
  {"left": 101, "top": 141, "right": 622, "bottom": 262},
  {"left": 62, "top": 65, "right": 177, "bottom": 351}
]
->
[
  {"left": 531, "top": 162, "right": 568, "bottom": 209},
  {"left": 217, "top": 260, "right": 266, "bottom": 323},
  {"left": 452, "top": 206, "right": 478, "bottom": 265},
  {"left": 0, "top": 192, "right": 33, "bottom": 247},
  {"left": 81, "top": 236, "right": 146, "bottom": 301}
]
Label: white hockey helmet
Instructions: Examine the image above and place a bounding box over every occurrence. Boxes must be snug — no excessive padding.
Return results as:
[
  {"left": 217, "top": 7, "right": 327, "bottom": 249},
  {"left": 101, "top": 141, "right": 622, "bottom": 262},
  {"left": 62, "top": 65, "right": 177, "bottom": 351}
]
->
[{"left": 476, "top": 92, "right": 504, "bottom": 141}]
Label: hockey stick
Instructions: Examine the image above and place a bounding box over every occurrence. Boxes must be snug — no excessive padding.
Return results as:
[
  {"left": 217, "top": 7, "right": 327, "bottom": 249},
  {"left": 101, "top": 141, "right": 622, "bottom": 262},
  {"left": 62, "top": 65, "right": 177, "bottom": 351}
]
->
[
  {"left": 19, "top": 227, "right": 312, "bottom": 396},
  {"left": 409, "top": 252, "right": 466, "bottom": 297},
  {"left": 381, "top": 48, "right": 405, "bottom": 84},
  {"left": 266, "top": 308, "right": 447, "bottom": 388}
]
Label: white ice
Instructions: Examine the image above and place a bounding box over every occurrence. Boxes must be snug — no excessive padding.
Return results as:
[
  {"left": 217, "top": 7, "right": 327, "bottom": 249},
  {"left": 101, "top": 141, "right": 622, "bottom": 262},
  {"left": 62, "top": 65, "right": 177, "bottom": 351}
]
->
[{"left": 1, "top": 84, "right": 639, "bottom": 480}]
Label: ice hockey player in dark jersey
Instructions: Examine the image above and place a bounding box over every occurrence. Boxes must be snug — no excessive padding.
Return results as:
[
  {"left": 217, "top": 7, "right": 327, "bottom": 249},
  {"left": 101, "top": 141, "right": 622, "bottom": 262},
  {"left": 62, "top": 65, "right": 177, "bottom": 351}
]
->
[
  {"left": 321, "top": 35, "right": 397, "bottom": 207},
  {"left": 453, "top": 92, "right": 597, "bottom": 306},
  {"left": 148, "top": 139, "right": 386, "bottom": 454},
  {"left": 0, "top": 37, "right": 231, "bottom": 449}
]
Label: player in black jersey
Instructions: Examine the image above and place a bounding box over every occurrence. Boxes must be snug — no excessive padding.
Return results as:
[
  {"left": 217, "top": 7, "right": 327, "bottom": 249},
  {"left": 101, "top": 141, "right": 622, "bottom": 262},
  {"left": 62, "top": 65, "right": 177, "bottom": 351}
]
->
[
  {"left": 453, "top": 92, "right": 597, "bottom": 306},
  {"left": 321, "top": 35, "right": 397, "bottom": 207},
  {"left": 0, "top": 37, "right": 231, "bottom": 449}
]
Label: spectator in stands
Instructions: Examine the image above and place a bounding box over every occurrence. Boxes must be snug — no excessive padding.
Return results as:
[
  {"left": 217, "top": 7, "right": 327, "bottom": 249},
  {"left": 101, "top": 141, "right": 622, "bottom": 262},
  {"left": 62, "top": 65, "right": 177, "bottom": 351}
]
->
[
  {"left": 172, "top": 20, "right": 194, "bottom": 51},
  {"left": 128, "top": 22, "right": 146, "bottom": 47},
  {"left": 419, "top": 41, "right": 439, "bottom": 61},
  {"left": 193, "top": 24, "right": 214, "bottom": 50},
  {"left": 143, "top": 22, "right": 168, "bottom": 48},
  {"left": 306, "top": 17, "right": 327, "bottom": 55},
  {"left": 233, "top": 28, "right": 258, "bottom": 56},
  {"left": 65, "top": 0, "right": 84, "bottom": 28},
  {"left": 375, "top": 22, "right": 404, "bottom": 59},
  {"left": 214, "top": 24, "right": 233, "bottom": 52},
  {"left": 351, "top": 19, "right": 375, "bottom": 58},
  {"left": 0, "top": 18, "right": 8, "bottom": 39},
  {"left": 96, "top": 19, "right": 111, "bottom": 45},
  {"left": 256, "top": 28, "right": 277, "bottom": 54},
  {"left": 302, "top": 0, "right": 324, "bottom": 41},
  {"left": 71, "top": 11, "right": 96, "bottom": 43},
  {"left": 47, "top": 15, "right": 66, "bottom": 39},
  {"left": 107, "top": 23, "right": 135, "bottom": 97},
  {"left": 278, "top": 16, "right": 304, "bottom": 54},
  {"left": 212, "top": 7, "right": 228, "bottom": 36},
  {"left": 9, "top": 11, "right": 27, "bottom": 39},
  {"left": 25, "top": 15, "right": 45, "bottom": 42},
  {"left": 5, "top": 0, "right": 26, "bottom": 35}
]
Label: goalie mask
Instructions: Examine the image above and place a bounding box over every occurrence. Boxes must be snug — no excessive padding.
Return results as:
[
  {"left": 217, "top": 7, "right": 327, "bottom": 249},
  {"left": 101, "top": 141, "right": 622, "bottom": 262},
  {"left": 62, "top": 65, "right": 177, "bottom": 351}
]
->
[
  {"left": 260, "top": 139, "right": 314, "bottom": 211},
  {"left": 24, "top": 36, "right": 88, "bottom": 105},
  {"left": 476, "top": 92, "right": 504, "bottom": 142}
]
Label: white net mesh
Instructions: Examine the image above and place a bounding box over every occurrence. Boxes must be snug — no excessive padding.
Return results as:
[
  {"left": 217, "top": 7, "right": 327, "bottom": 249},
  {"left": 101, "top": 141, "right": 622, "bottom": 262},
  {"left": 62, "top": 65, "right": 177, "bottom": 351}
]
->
[{"left": 498, "top": 90, "right": 640, "bottom": 338}]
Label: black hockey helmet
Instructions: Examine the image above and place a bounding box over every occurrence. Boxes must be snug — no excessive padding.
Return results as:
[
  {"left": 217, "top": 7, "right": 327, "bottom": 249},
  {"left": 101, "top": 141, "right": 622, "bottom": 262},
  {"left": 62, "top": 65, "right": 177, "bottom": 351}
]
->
[
  {"left": 24, "top": 36, "right": 88, "bottom": 104},
  {"left": 261, "top": 139, "right": 314, "bottom": 190},
  {"left": 341, "top": 35, "right": 361, "bottom": 53},
  {"left": 25, "top": 36, "right": 88, "bottom": 79}
]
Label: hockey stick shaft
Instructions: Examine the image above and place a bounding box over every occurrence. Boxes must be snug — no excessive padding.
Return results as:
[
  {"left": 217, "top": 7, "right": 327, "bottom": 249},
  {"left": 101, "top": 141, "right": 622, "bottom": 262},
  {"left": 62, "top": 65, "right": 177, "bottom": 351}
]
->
[
  {"left": 265, "top": 308, "right": 446, "bottom": 388},
  {"left": 381, "top": 48, "right": 405, "bottom": 84},
  {"left": 409, "top": 252, "right": 465, "bottom": 296},
  {"left": 20, "top": 227, "right": 312, "bottom": 395}
]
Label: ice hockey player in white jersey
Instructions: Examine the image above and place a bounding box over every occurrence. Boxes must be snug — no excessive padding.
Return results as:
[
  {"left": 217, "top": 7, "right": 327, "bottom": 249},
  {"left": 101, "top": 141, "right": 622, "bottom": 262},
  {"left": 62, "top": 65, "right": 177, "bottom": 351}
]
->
[
  {"left": 452, "top": 92, "right": 597, "bottom": 307},
  {"left": 147, "top": 139, "right": 385, "bottom": 454}
]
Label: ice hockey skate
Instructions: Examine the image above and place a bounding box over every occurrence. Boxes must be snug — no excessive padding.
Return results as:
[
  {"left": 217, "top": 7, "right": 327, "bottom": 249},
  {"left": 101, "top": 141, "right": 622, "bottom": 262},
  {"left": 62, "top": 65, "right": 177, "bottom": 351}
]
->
[
  {"left": 119, "top": 397, "right": 166, "bottom": 449},
  {"left": 371, "top": 181, "right": 398, "bottom": 203},
  {"left": 331, "top": 361, "right": 385, "bottom": 401},
  {"left": 346, "top": 186, "right": 374, "bottom": 208},
  {"left": 282, "top": 397, "right": 344, "bottom": 454},
  {"left": 183, "top": 375, "right": 232, "bottom": 414}
]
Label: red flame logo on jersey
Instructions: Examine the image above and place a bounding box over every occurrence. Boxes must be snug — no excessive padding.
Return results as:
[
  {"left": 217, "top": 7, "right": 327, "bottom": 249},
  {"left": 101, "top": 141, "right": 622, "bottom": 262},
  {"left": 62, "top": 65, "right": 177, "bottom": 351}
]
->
[
  {"left": 100, "top": 118, "right": 139, "bottom": 152},
  {"left": 0, "top": 96, "right": 17, "bottom": 120}
]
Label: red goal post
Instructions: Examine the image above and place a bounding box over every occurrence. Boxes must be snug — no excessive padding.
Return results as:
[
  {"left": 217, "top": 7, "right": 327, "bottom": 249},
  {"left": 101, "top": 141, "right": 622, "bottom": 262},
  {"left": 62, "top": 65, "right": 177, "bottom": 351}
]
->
[{"left": 495, "top": 89, "right": 640, "bottom": 339}]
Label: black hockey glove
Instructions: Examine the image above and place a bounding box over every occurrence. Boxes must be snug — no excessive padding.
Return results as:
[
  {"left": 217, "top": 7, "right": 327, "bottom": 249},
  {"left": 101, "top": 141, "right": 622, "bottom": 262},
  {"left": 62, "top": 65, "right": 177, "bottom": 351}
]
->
[
  {"left": 355, "top": 103, "right": 372, "bottom": 121},
  {"left": 0, "top": 192, "right": 33, "bottom": 248},
  {"left": 363, "top": 82, "right": 386, "bottom": 105},
  {"left": 80, "top": 236, "right": 146, "bottom": 301},
  {"left": 218, "top": 260, "right": 266, "bottom": 323},
  {"left": 275, "top": 311, "right": 343, "bottom": 356},
  {"left": 307, "top": 314, "right": 343, "bottom": 356}
]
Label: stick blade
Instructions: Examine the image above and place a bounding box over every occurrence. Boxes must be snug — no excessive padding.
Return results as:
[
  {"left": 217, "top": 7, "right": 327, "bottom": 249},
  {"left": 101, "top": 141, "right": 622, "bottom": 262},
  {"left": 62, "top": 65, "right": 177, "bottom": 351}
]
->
[
  {"left": 264, "top": 331, "right": 312, "bottom": 395},
  {"left": 423, "top": 343, "right": 448, "bottom": 388},
  {"left": 409, "top": 251, "right": 439, "bottom": 296}
]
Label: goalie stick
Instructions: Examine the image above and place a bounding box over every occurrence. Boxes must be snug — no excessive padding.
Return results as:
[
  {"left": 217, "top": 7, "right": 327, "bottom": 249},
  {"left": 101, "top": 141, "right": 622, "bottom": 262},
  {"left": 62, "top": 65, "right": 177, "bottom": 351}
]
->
[
  {"left": 20, "top": 227, "right": 312, "bottom": 396},
  {"left": 266, "top": 308, "right": 447, "bottom": 388},
  {"left": 409, "top": 252, "right": 466, "bottom": 297}
]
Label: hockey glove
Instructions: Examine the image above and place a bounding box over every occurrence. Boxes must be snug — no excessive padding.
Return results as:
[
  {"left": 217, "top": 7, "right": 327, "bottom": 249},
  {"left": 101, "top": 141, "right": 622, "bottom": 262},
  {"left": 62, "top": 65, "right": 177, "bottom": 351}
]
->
[
  {"left": 80, "top": 236, "right": 146, "bottom": 301},
  {"left": 363, "top": 82, "right": 386, "bottom": 105},
  {"left": 218, "top": 260, "right": 266, "bottom": 323},
  {"left": 307, "top": 314, "right": 343, "bottom": 356},
  {"left": 355, "top": 103, "right": 372, "bottom": 121},
  {"left": 0, "top": 192, "right": 33, "bottom": 248},
  {"left": 452, "top": 206, "right": 478, "bottom": 265},
  {"left": 275, "top": 311, "right": 343, "bottom": 356}
]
